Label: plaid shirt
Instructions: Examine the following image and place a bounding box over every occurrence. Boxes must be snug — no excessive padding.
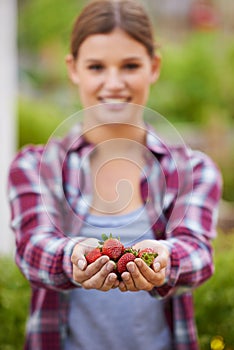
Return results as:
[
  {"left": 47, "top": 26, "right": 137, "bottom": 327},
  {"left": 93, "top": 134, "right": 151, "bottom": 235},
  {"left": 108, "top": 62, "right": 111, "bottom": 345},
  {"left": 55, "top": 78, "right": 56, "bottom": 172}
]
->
[{"left": 8, "top": 124, "right": 222, "bottom": 350}]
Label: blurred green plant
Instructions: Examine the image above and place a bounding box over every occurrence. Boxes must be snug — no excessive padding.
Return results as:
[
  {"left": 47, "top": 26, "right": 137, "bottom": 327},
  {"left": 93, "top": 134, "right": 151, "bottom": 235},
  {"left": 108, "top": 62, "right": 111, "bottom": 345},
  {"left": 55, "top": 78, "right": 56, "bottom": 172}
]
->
[
  {"left": 149, "top": 31, "right": 234, "bottom": 124},
  {"left": 18, "top": 0, "right": 86, "bottom": 53},
  {"left": 0, "top": 256, "right": 30, "bottom": 350},
  {"left": 194, "top": 230, "right": 234, "bottom": 350},
  {"left": 18, "top": 97, "right": 64, "bottom": 148},
  {"left": 18, "top": 0, "right": 86, "bottom": 95},
  {"left": 0, "top": 232, "right": 233, "bottom": 349}
]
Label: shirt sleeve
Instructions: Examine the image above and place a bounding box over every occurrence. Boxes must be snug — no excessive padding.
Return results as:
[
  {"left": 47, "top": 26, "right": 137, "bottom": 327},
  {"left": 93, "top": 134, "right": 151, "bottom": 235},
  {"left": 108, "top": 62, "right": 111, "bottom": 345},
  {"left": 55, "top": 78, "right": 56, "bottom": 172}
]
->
[
  {"left": 154, "top": 150, "right": 223, "bottom": 298},
  {"left": 8, "top": 145, "right": 84, "bottom": 291}
]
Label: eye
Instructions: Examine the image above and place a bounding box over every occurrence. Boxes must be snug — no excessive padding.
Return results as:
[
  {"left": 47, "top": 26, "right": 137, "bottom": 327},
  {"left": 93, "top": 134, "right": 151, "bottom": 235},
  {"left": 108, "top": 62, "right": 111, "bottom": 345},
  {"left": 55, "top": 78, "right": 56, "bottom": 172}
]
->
[
  {"left": 88, "top": 63, "right": 104, "bottom": 71},
  {"left": 123, "top": 63, "right": 141, "bottom": 70}
]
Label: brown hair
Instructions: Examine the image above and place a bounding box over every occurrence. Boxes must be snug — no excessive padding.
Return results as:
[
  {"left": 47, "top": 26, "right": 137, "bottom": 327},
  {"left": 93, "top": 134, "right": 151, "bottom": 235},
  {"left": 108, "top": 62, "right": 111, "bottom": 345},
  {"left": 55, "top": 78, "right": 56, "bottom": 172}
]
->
[{"left": 70, "top": 0, "right": 156, "bottom": 59}]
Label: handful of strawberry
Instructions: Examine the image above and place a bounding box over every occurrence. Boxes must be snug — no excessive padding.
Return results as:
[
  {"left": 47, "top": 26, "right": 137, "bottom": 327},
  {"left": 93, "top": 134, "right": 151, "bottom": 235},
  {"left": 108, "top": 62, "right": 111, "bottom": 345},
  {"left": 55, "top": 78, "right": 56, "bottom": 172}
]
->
[{"left": 85, "top": 234, "right": 158, "bottom": 280}]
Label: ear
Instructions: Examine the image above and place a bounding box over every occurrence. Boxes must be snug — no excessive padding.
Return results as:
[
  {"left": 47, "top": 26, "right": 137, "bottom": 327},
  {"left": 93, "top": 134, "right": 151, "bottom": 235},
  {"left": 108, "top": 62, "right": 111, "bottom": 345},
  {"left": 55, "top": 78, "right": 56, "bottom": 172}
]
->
[
  {"left": 150, "top": 54, "right": 161, "bottom": 84},
  {"left": 65, "top": 54, "right": 80, "bottom": 85}
]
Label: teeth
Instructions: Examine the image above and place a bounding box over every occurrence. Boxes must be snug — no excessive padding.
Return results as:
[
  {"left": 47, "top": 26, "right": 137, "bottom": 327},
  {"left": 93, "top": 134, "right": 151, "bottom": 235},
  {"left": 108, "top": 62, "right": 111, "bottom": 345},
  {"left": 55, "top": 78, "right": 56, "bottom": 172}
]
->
[{"left": 103, "top": 98, "right": 127, "bottom": 103}]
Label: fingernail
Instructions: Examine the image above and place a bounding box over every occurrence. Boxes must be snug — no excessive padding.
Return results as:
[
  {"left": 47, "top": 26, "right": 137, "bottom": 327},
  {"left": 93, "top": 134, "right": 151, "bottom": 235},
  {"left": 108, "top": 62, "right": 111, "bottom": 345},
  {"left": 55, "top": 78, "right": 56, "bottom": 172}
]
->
[
  {"left": 135, "top": 259, "right": 143, "bottom": 267},
  {"left": 127, "top": 263, "right": 135, "bottom": 273},
  {"left": 154, "top": 262, "right": 160, "bottom": 272},
  {"left": 106, "top": 262, "right": 114, "bottom": 272},
  {"left": 101, "top": 256, "right": 109, "bottom": 264},
  {"left": 78, "top": 260, "right": 86, "bottom": 270},
  {"left": 122, "top": 273, "right": 130, "bottom": 281},
  {"left": 109, "top": 274, "right": 116, "bottom": 282}
]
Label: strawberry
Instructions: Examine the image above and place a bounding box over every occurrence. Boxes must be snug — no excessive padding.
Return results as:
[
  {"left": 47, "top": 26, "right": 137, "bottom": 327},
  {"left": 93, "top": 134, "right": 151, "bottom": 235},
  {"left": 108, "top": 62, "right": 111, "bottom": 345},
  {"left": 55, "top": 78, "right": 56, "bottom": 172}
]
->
[
  {"left": 124, "top": 247, "right": 139, "bottom": 257},
  {"left": 117, "top": 252, "right": 136, "bottom": 274},
  {"left": 101, "top": 234, "right": 124, "bottom": 261},
  {"left": 138, "top": 248, "right": 158, "bottom": 267},
  {"left": 85, "top": 248, "right": 102, "bottom": 264}
]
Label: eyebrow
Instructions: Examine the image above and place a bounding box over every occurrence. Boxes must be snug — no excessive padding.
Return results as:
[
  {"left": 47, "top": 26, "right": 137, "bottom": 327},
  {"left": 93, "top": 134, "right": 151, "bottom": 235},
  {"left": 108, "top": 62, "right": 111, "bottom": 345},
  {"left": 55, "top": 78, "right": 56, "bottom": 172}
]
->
[
  {"left": 84, "top": 56, "right": 144, "bottom": 63},
  {"left": 122, "top": 56, "right": 143, "bottom": 61}
]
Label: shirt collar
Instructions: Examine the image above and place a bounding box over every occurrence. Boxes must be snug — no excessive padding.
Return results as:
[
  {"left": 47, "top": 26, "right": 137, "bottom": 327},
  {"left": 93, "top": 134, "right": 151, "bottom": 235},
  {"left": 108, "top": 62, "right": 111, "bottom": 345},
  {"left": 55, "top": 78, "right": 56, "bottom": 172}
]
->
[
  {"left": 145, "top": 123, "right": 169, "bottom": 156},
  {"left": 61, "top": 122, "right": 169, "bottom": 156},
  {"left": 61, "top": 123, "right": 93, "bottom": 153}
]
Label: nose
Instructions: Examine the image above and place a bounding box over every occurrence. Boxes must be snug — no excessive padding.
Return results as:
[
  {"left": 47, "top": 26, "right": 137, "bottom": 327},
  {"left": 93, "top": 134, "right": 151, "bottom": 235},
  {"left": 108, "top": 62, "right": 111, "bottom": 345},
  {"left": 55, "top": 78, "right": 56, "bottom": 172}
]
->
[{"left": 104, "top": 68, "right": 125, "bottom": 90}]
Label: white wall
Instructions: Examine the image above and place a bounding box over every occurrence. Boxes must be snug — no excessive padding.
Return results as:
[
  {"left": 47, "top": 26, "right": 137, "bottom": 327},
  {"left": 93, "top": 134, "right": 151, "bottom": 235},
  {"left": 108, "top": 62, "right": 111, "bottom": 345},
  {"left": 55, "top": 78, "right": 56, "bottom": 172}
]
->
[{"left": 0, "top": 0, "right": 17, "bottom": 255}]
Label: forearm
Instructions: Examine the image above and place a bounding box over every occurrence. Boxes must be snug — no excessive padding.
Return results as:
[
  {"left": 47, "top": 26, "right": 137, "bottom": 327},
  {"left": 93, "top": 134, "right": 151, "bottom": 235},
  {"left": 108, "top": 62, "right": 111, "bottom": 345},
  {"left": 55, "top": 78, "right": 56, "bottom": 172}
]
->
[
  {"left": 15, "top": 227, "right": 84, "bottom": 291},
  {"left": 153, "top": 228, "right": 215, "bottom": 298}
]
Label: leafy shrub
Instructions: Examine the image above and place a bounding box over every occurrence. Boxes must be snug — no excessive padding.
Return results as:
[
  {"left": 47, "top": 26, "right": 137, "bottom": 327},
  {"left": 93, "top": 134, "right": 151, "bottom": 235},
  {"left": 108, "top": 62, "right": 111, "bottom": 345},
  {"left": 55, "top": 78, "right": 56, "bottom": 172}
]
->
[
  {"left": 147, "top": 32, "right": 234, "bottom": 201},
  {"left": 194, "top": 231, "right": 234, "bottom": 349},
  {"left": 149, "top": 32, "right": 234, "bottom": 125},
  {"left": 18, "top": 97, "right": 64, "bottom": 148},
  {"left": 0, "top": 256, "right": 30, "bottom": 350},
  {"left": 18, "top": 0, "right": 86, "bottom": 53}
]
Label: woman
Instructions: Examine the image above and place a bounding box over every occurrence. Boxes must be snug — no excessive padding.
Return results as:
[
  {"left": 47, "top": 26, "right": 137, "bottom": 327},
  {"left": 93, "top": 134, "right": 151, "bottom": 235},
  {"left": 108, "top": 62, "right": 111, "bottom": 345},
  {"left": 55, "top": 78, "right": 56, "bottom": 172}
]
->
[{"left": 8, "top": 0, "right": 222, "bottom": 349}]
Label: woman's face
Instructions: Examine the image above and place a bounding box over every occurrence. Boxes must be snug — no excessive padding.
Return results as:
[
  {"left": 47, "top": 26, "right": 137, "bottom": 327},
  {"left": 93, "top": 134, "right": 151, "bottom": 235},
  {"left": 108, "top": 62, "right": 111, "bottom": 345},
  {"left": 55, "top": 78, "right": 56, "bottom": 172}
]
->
[{"left": 67, "top": 28, "right": 160, "bottom": 112}]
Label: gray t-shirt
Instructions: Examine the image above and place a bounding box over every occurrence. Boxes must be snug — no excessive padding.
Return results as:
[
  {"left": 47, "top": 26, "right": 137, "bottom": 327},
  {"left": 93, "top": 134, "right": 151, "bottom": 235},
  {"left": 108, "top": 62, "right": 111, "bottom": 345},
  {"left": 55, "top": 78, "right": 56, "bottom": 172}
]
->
[{"left": 65, "top": 206, "right": 172, "bottom": 350}]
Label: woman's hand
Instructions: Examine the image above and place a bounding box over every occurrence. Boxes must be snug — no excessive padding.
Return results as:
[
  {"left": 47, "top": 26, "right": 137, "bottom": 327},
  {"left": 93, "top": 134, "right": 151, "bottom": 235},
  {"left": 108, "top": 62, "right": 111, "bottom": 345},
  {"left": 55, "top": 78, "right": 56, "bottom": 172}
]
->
[
  {"left": 118, "top": 239, "right": 170, "bottom": 292},
  {"left": 71, "top": 238, "right": 119, "bottom": 291}
]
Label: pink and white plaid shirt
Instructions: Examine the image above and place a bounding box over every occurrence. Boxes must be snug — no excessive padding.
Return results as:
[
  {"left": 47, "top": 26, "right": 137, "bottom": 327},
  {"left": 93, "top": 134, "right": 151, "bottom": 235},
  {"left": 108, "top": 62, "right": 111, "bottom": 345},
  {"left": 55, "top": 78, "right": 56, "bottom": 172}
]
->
[{"left": 8, "top": 123, "right": 222, "bottom": 350}]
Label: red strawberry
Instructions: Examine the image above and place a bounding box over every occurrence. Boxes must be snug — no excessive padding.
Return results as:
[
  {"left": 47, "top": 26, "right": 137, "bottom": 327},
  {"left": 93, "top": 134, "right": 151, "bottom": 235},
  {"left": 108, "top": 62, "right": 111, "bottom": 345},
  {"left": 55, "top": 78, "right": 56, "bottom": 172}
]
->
[
  {"left": 101, "top": 234, "right": 124, "bottom": 261},
  {"left": 85, "top": 248, "right": 102, "bottom": 264},
  {"left": 138, "top": 248, "right": 158, "bottom": 267},
  {"left": 117, "top": 252, "right": 136, "bottom": 274}
]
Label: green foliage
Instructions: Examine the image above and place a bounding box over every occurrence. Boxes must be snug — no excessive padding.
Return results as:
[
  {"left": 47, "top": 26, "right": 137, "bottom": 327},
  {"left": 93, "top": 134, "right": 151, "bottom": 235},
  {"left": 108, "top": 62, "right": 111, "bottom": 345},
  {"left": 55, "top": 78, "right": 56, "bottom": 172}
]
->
[
  {"left": 18, "top": 0, "right": 86, "bottom": 92},
  {"left": 148, "top": 32, "right": 234, "bottom": 202},
  {"left": 194, "top": 231, "right": 234, "bottom": 349},
  {"left": 149, "top": 32, "right": 234, "bottom": 124},
  {"left": 0, "top": 256, "right": 30, "bottom": 350},
  {"left": 18, "top": 0, "right": 86, "bottom": 52},
  {"left": 18, "top": 97, "right": 64, "bottom": 148},
  {"left": 221, "top": 166, "right": 234, "bottom": 203}
]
